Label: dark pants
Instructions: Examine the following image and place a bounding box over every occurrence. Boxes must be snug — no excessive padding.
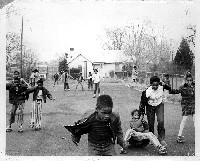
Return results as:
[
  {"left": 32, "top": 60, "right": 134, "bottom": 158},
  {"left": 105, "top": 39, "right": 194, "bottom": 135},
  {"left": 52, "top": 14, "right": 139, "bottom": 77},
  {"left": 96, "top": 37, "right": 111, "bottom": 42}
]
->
[
  {"left": 54, "top": 78, "right": 58, "bottom": 85},
  {"left": 146, "top": 103, "right": 165, "bottom": 141},
  {"left": 129, "top": 137, "right": 150, "bottom": 148},
  {"left": 88, "top": 80, "right": 93, "bottom": 89},
  {"left": 88, "top": 142, "right": 116, "bottom": 156},
  {"left": 9, "top": 104, "right": 18, "bottom": 124},
  {"left": 94, "top": 82, "right": 100, "bottom": 94},
  {"left": 64, "top": 82, "right": 70, "bottom": 90},
  {"left": 9, "top": 103, "right": 24, "bottom": 125}
]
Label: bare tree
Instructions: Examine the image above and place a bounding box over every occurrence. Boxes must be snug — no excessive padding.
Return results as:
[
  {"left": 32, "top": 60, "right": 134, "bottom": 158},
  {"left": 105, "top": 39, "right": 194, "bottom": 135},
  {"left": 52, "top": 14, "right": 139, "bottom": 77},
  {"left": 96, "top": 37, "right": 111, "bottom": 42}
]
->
[
  {"left": 100, "top": 27, "right": 125, "bottom": 50},
  {"left": 186, "top": 25, "right": 196, "bottom": 47},
  {"left": 100, "top": 20, "right": 172, "bottom": 74}
]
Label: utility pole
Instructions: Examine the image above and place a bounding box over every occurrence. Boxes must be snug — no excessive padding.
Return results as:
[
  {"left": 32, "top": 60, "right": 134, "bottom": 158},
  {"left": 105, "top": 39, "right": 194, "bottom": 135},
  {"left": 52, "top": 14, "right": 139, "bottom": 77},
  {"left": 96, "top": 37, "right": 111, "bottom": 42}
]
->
[
  {"left": 171, "top": 51, "right": 174, "bottom": 90},
  {"left": 20, "top": 16, "right": 23, "bottom": 78},
  {"left": 65, "top": 53, "right": 68, "bottom": 71}
]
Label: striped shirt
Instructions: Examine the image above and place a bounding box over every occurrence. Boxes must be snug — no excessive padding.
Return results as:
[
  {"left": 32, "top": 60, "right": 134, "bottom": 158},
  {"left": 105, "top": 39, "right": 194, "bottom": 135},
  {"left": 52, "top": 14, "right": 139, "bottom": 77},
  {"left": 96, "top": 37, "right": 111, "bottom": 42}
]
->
[{"left": 88, "top": 117, "right": 113, "bottom": 145}]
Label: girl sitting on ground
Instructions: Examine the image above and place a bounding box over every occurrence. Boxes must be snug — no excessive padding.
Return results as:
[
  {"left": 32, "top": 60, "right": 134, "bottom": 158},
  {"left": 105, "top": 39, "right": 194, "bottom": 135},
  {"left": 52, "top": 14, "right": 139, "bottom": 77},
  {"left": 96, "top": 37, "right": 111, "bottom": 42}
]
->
[{"left": 124, "top": 109, "right": 167, "bottom": 155}]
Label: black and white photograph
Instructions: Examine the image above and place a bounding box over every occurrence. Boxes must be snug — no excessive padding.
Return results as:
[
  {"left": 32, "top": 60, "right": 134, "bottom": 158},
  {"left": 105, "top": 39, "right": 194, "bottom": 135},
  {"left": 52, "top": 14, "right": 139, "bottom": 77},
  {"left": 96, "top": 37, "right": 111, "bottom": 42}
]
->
[{"left": 0, "top": 0, "right": 199, "bottom": 161}]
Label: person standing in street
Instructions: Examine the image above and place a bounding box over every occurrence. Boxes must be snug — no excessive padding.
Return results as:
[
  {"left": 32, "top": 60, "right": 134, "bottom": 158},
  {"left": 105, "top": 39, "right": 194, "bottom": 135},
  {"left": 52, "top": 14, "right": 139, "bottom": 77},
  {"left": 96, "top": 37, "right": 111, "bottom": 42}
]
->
[
  {"left": 75, "top": 72, "right": 84, "bottom": 91},
  {"left": 169, "top": 73, "right": 195, "bottom": 143},
  {"left": 132, "top": 66, "right": 138, "bottom": 85},
  {"left": 26, "top": 79, "right": 55, "bottom": 131},
  {"left": 92, "top": 69, "right": 101, "bottom": 98},
  {"left": 63, "top": 70, "right": 73, "bottom": 91},
  {"left": 87, "top": 72, "right": 93, "bottom": 90},
  {"left": 6, "top": 78, "right": 29, "bottom": 132},
  {"left": 139, "top": 76, "right": 172, "bottom": 148},
  {"left": 53, "top": 72, "right": 59, "bottom": 86}
]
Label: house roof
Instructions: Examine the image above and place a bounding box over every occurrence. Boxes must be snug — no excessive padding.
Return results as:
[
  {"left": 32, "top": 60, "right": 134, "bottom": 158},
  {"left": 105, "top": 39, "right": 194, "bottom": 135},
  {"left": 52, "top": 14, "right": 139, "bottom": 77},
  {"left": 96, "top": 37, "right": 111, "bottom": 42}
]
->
[
  {"left": 67, "top": 50, "right": 136, "bottom": 64},
  {"left": 68, "top": 54, "right": 93, "bottom": 65}
]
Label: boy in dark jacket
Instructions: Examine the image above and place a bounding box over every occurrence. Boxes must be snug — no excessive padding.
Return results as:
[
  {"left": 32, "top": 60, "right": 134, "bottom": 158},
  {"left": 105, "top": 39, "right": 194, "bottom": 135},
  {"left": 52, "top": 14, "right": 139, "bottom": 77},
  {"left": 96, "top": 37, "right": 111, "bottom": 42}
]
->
[
  {"left": 6, "top": 78, "right": 29, "bottom": 132},
  {"left": 64, "top": 95, "right": 127, "bottom": 156},
  {"left": 139, "top": 76, "right": 171, "bottom": 148},
  {"left": 26, "top": 79, "right": 54, "bottom": 131}
]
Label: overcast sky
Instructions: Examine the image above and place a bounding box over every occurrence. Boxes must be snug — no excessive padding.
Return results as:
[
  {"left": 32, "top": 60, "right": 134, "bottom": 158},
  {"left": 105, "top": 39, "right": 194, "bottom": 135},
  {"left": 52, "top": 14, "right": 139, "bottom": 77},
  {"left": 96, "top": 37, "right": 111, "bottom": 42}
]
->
[{"left": 6, "top": 0, "right": 197, "bottom": 62}]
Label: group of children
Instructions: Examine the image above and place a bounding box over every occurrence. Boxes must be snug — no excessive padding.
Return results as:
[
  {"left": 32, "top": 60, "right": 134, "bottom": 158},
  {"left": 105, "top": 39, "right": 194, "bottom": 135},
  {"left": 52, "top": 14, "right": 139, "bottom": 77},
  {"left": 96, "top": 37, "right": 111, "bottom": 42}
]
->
[
  {"left": 65, "top": 72, "right": 195, "bottom": 156},
  {"left": 6, "top": 70, "right": 195, "bottom": 156},
  {"left": 55, "top": 69, "right": 101, "bottom": 98},
  {"left": 74, "top": 69, "right": 101, "bottom": 98},
  {"left": 6, "top": 71, "right": 54, "bottom": 132}
]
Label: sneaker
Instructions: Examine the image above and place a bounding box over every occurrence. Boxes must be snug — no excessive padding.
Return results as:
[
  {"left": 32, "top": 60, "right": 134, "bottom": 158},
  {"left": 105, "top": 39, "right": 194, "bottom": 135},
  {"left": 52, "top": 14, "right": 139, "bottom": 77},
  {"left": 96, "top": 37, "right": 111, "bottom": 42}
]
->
[
  {"left": 68, "top": 89, "right": 70, "bottom": 91},
  {"left": 93, "top": 94, "right": 96, "bottom": 98},
  {"left": 177, "top": 136, "right": 185, "bottom": 143},
  {"left": 6, "top": 126, "right": 12, "bottom": 132},
  {"left": 29, "top": 123, "right": 34, "bottom": 128},
  {"left": 157, "top": 146, "right": 167, "bottom": 155},
  {"left": 18, "top": 126, "right": 23, "bottom": 133},
  {"left": 98, "top": 94, "right": 101, "bottom": 96},
  {"left": 35, "top": 127, "right": 40, "bottom": 131}
]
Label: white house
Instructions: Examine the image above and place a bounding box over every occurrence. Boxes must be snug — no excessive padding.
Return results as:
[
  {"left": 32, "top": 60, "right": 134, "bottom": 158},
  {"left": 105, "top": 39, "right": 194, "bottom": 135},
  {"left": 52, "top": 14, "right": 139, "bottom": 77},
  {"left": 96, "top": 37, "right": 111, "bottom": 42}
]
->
[
  {"left": 67, "top": 50, "right": 135, "bottom": 79},
  {"left": 68, "top": 54, "right": 93, "bottom": 79},
  {"left": 92, "top": 50, "right": 135, "bottom": 78}
]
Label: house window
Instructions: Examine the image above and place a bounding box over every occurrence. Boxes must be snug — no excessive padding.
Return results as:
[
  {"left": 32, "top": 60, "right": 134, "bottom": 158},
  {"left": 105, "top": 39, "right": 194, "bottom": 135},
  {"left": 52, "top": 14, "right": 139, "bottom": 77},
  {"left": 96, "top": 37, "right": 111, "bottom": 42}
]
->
[{"left": 78, "top": 65, "right": 82, "bottom": 72}]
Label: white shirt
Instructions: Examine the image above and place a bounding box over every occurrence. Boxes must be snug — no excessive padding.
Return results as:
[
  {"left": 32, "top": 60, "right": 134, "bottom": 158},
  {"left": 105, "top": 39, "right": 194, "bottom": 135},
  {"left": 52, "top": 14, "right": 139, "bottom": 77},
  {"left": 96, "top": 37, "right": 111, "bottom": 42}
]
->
[
  {"left": 92, "top": 73, "right": 100, "bottom": 83},
  {"left": 37, "top": 90, "right": 43, "bottom": 100},
  {"left": 146, "top": 85, "right": 164, "bottom": 106}
]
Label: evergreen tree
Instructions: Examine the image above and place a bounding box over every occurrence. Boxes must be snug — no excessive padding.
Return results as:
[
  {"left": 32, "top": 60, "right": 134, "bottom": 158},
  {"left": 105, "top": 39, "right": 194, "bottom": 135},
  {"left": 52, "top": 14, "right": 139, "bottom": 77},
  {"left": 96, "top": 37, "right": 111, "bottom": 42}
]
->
[
  {"left": 174, "top": 38, "right": 194, "bottom": 73},
  {"left": 58, "top": 58, "right": 68, "bottom": 73}
]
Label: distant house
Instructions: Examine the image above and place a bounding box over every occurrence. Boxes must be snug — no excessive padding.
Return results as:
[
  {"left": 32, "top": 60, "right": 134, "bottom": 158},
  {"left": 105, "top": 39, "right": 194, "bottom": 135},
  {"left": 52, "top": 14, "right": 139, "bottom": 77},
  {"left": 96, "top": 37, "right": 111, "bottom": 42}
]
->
[
  {"left": 48, "top": 60, "right": 59, "bottom": 77},
  {"left": 37, "top": 62, "right": 48, "bottom": 79},
  {"left": 92, "top": 50, "right": 135, "bottom": 78},
  {"left": 68, "top": 54, "right": 93, "bottom": 79},
  {"left": 67, "top": 51, "right": 135, "bottom": 79}
]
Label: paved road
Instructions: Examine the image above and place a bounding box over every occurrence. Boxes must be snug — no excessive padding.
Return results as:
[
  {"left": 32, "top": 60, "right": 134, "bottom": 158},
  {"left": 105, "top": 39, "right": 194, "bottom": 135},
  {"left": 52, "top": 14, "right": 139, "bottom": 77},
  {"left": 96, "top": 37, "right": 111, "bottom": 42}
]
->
[{"left": 6, "top": 80, "right": 195, "bottom": 156}]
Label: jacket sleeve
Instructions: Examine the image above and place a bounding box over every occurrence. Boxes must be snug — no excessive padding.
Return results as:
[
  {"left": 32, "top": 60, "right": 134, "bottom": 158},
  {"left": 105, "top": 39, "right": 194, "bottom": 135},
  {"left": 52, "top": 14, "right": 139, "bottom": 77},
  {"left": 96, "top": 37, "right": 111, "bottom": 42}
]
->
[
  {"left": 20, "top": 78, "right": 29, "bottom": 87},
  {"left": 139, "top": 90, "right": 147, "bottom": 115},
  {"left": 64, "top": 114, "right": 93, "bottom": 140},
  {"left": 6, "top": 83, "right": 11, "bottom": 90},
  {"left": 45, "top": 88, "right": 53, "bottom": 100},
  {"left": 26, "top": 86, "right": 36, "bottom": 94},
  {"left": 114, "top": 113, "right": 125, "bottom": 148},
  {"left": 142, "top": 120, "right": 149, "bottom": 131},
  {"left": 163, "top": 83, "right": 171, "bottom": 91},
  {"left": 21, "top": 85, "right": 29, "bottom": 100}
]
